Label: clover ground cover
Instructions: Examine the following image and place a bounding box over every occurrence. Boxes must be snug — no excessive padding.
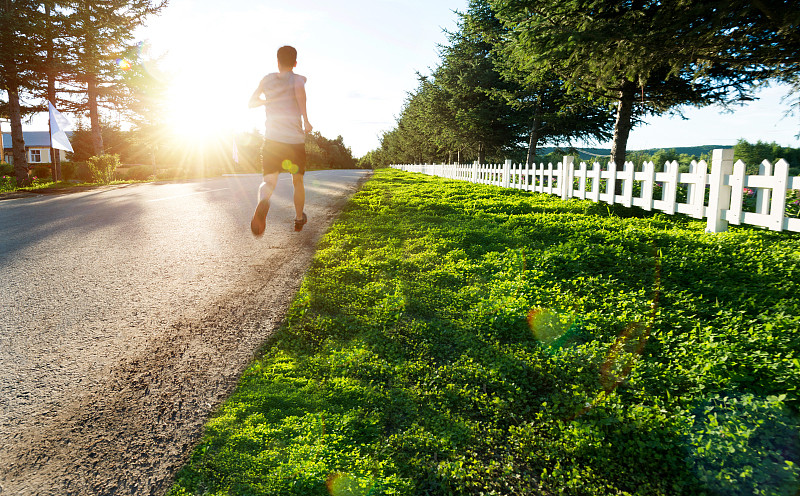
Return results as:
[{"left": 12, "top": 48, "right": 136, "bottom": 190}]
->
[{"left": 169, "top": 169, "right": 800, "bottom": 496}]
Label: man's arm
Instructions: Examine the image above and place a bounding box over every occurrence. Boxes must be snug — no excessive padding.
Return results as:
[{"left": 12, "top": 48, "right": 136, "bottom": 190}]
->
[
  {"left": 294, "top": 79, "right": 313, "bottom": 134},
  {"left": 248, "top": 81, "right": 265, "bottom": 108}
]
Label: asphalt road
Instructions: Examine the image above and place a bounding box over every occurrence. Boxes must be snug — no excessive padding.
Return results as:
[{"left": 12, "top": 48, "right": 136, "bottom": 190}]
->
[{"left": 0, "top": 170, "right": 370, "bottom": 495}]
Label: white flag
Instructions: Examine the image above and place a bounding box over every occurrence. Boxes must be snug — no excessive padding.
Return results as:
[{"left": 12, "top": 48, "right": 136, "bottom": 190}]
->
[
  {"left": 232, "top": 139, "right": 239, "bottom": 163},
  {"left": 48, "top": 100, "right": 74, "bottom": 153}
]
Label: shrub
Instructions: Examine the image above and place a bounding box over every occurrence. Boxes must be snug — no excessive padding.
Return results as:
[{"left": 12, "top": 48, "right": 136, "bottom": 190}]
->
[
  {"left": 86, "top": 154, "right": 120, "bottom": 184},
  {"left": 0, "top": 162, "right": 12, "bottom": 176},
  {"left": 125, "top": 164, "right": 155, "bottom": 181},
  {"left": 31, "top": 164, "right": 52, "bottom": 180},
  {"left": 0, "top": 174, "right": 15, "bottom": 192},
  {"left": 59, "top": 161, "right": 77, "bottom": 181},
  {"left": 73, "top": 162, "right": 92, "bottom": 182},
  {"left": 155, "top": 167, "right": 183, "bottom": 180}
]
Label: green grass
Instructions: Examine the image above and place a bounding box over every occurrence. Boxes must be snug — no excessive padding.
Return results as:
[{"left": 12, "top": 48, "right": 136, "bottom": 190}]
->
[
  {"left": 0, "top": 176, "right": 197, "bottom": 194},
  {"left": 169, "top": 169, "right": 800, "bottom": 496},
  {"left": 0, "top": 178, "right": 135, "bottom": 193},
  {"left": 23, "top": 180, "right": 96, "bottom": 191}
]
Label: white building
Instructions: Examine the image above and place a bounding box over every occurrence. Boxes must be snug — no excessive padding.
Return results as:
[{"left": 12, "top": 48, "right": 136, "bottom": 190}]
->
[{"left": 1, "top": 131, "right": 70, "bottom": 165}]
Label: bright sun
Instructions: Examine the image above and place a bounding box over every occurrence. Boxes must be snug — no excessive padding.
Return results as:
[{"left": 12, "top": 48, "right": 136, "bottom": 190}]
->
[
  {"left": 163, "top": 69, "right": 256, "bottom": 145},
  {"left": 142, "top": 10, "right": 279, "bottom": 147},
  {"left": 165, "top": 85, "right": 230, "bottom": 142}
]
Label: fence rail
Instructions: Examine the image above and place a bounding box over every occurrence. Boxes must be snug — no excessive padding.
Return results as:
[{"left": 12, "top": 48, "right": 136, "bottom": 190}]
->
[{"left": 391, "top": 149, "right": 799, "bottom": 233}]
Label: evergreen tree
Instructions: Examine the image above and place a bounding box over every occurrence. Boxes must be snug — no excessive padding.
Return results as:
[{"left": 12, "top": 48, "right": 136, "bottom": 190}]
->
[
  {"left": 68, "top": 120, "right": 136, "bottom": 163},
  {"left": 61, "top": 0, "right": 166, "bottom": 156},
  {"left": 374, "top": 0, "right": 617, "bottom": 166},
  {"left": 357, "top": 149, "right": 384, "bottom": 169},
  {"left": 34, "top": 1, "right": 69, "bottom": 180},
  {"left": 684, "top": 1, "right": 800, "bottom": 84},
  {"left": 687, "top": 1, "right": 800, "bottom": 130},
  {"left": 0, "top": 0, "right": 45, "bottom": 185},
  {"left": 305, "top": 132, "right": 358, "bottom": 170},
  {"left": 1, "top": 0, "right": 166, "bottom": 184},
  {"left": 733, "top": 139, "right": 800, "bottom": 173},
  {"left": 489, "top": 0, "right": 756, "bottom": 167},
  {"left": 433, "top": 12, "right": 525, "bottom": 164},
  {"left": 123, "top": 45, "right": 172, "bottom": 168},
  {"left": 465, "top": 0, "right": 615, "bottom": 163},
  {"left": 381, "top": 83, "right": 446, "bottom": 164}
]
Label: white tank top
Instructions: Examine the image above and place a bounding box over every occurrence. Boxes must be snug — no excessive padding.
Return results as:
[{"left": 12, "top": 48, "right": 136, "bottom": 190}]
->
[{"left": 260, "top": 72, "right": 306, "bottom": 144}]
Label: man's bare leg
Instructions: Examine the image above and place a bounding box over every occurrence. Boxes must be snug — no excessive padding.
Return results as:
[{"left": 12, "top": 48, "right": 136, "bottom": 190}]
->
[
  {"left": 251, "top": 172, "right": 279, "bottom": 236},
  {"left": 292, "top": 173, "right": 305, "bottom": 220},
  {"left": 259, "top": 172, "right": 279, "bottom": 203},
  {"left": 292, "top": 173, "right": 307, "bottom": 231}
]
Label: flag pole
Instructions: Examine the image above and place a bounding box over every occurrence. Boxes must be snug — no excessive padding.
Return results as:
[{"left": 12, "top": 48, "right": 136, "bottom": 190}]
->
[
  {"left": 47, "top": 100, "right": 64, "bottom": 182},
  {"left": 0, "top": 120, "right": 5, "bottom": 165},
  {"left": 47, "top": 101, "right": 58, "bottom": 182},
  {"left": 48, "top": 101, "right": 73, "bottom": 180}
]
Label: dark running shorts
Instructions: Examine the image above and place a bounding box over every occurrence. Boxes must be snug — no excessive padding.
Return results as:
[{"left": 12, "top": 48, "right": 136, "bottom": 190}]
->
[{"left": 261, "top": 139, "right": 307, "bottom": 175}]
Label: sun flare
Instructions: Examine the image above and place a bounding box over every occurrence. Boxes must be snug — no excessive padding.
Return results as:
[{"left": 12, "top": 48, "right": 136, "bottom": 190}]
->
[{"left": 162, "top": 69, "right": 255, "bottom": 146}]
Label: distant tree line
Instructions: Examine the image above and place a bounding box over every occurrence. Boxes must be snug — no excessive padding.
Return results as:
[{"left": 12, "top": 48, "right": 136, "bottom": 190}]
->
[
  {"left": 220, "top": 130, "right": 361, "bottom": 174},
  {"left": 0, "top": 0, "right": 167, "bottom": 185},
  {"left": 62, "top": 126, "right": 362, "bottom": 174},
  {"left": 601, "top": 139, "right": 800, "bottom": 175},
  {"left": 365, "top": 0, "right": 799, "bottom": 168},
  {"left": 305, "top": 132, "right": 359, "bottom": 170},
  {"left": 525, "top": 139, "right": 800, "bottom": 177},
  {"left": 732, "top": 139, "right": 800, "bottom": 174}
]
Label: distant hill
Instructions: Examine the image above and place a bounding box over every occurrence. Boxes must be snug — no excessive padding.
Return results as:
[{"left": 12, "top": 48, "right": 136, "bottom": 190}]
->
[
  {"left": 538, "top": 145, "right": 722, "bottom": 160},
  {"left": 628, "top": 145, "right": 720, "bottom": 156}
]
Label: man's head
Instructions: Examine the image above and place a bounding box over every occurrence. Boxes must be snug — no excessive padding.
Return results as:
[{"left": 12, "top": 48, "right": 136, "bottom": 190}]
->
[{"left": 277, "top": 46, "right": 297, "bottom": 70}]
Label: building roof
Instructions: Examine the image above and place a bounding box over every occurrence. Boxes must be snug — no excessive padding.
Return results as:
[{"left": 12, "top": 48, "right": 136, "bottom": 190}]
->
[{"left": 1, "top": 131, "right": 72, "bottom": 148}]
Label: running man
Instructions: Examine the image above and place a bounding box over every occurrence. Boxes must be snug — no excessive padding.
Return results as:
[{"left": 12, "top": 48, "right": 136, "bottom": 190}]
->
[{"left": 249, "top": 45, "right": 313, "bottom": 235}]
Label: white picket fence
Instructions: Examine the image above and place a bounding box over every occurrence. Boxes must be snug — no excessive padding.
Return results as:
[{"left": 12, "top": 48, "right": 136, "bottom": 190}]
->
[{"left": 391, "top": 149, "right": 800, "bottom": 233}]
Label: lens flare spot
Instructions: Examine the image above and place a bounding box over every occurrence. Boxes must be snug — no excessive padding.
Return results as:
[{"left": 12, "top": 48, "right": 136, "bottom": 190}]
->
[
  {"left": 116, "top": 58, "right": 132, "bottom": 71},
  {"left": 135, "top": 40, "right": 147, "bottom": 56},
  {"left": 599, "top": 322, "right": 650, "bottom": 392},
  {"left": 326, "top": 473, "right": 368, "bottom": 496},
  {"left": 527, "top": 307, "right": 575, "bottom": 346},
  {"left": 282, "top": 159, "right": 299, "bottom": 174}
]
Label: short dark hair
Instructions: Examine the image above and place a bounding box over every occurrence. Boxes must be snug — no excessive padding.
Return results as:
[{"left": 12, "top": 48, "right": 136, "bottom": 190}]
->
[{"left": 277, "top": 46, "right": 297, "bottom": 68}]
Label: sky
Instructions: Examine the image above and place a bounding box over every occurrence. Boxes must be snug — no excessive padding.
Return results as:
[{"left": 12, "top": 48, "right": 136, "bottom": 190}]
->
[
  {"left": 137, "top": 0, "right": 468, "bottom": 157},
  {"left": 16, "top": 0, "right": 800, "bottom": 157}
]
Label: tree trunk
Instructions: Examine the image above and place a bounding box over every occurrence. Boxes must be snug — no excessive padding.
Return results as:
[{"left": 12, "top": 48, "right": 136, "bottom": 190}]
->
[
  {"left": 8, "top": 83, "right": 29, "bottom": 186},
  {"left": 478, "top": 143, "right": 485, "bottom": 165},
  {"left": 88, "top": 76, "right": 104, "bottom": 156},
  {"left": 526, "top": 103, "right": 542, "bottom": 166},
  {"left": 610, "top": 80, "right": 637, "bottom": 169}
]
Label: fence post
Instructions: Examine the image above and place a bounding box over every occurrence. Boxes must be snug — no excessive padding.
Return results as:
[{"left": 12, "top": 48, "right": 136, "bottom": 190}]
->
[
  {"left": 589, "top": 161, "right": 600, "bottom": 202},
  {"left": 576, "top": 160, "right": 587, "bottom": 199},
  {"left": 768, "top": 159, "right": 789, "bottom": 231},
  {"left": 756, "top": 160, "right": 772, "bottom": 215},
  {"left": 726, "top": 160, "right": 746, "bottom": 225},
  {"left": 640, "top": 161, "right": 655, "bottom": 211},
  {"left": 561, "top": 156, "right": 574, "bottom": 200},
  {"left": 706, "top": 148, "right": 734, "bottom": 233},
  {"left": 503, "top": 159, "right": 511, "bottom": 188},
  {"left": 618, "top": 161, "right": 633, "bottom": 207},
  {"left": 472, "top": 160, "right": 479, "bottom": 184},
  {"left": 606, "top": 161, "right": 618, "bottom": 205}
]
